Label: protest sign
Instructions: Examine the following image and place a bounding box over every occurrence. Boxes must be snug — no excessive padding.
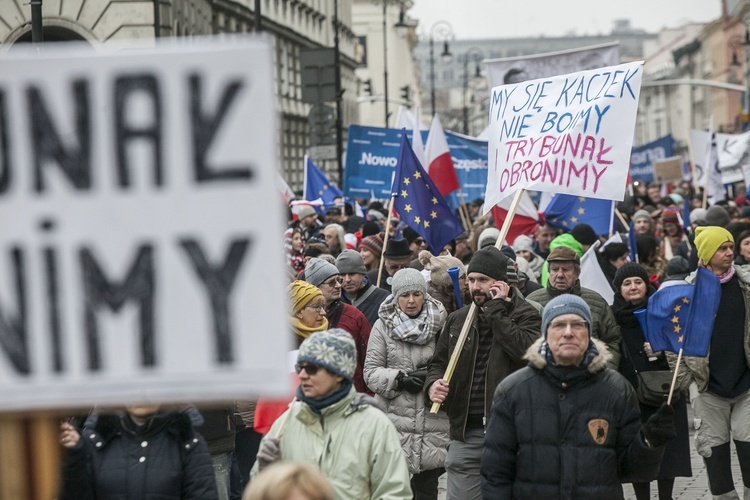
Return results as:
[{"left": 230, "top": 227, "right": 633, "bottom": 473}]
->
[
  {"left": 630, "top": 135, "right": 675, "bottom": 183},
  {"left": 653, "top": 156, "right": 684, "bottom": 183},
  {"left": 484, "top": 61, "right": 643, "bottom": 213},
  {"left": 690, "top": 129, "right": 750, "bottom": 185},
  {"left": 0, "top": 39, "right": 290, "bottom": 412},
  {"left": 485, "top": 42, "right": 620, "bottom": 88}
]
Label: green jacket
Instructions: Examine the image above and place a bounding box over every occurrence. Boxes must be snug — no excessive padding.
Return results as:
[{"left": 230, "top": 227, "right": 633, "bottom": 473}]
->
[
  {"left": 251, "top": 388, "right": 412, "bottom": 500},
  {"left": 527, "top": 280, "right": 622, "bottom": 369},
  {"left": 539, "top": 233, "right": 584, "bottom": 287}
]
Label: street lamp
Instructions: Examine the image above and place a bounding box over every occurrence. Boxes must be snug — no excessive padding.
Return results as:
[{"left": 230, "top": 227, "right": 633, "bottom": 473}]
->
[
  {"left": 462, "top": 47, "right": 484, "bottom": 135},
  {"left": 428, "top": 21, "right": 453, "bottom": 118}
]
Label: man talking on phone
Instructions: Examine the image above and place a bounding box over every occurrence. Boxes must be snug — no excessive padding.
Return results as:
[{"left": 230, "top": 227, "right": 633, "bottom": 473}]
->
[{"left": 425, "top": 246, "right": 541, "bottom": 500}]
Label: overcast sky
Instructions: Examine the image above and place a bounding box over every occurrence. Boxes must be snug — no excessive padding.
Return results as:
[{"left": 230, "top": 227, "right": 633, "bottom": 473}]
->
[{"left": 409, "top": 0, "right": 722, "bottom": 40}]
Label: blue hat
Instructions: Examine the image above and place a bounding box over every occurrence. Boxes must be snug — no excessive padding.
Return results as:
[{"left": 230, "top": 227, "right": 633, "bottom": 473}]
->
[{"left": 542, "top": 295, "right": 592, "bottom": 338}]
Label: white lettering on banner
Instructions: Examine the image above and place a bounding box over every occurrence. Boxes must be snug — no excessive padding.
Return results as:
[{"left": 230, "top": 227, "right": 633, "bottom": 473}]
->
[
  {"left": 0, "top": 39, "right": 290, "bottom": 412},
  {"left": 631, "top": 147, "right": 667, "bottom": 165},
  {"left": 485, "top": 61, "right": 643, "bottom": 212},
  {"left": 358, "top": 152, "right": 398, "bottom": 167}
]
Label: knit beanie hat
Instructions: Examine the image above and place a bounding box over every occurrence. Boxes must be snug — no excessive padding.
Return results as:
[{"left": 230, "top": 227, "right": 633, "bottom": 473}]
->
[
  {"left": 359, "top": 233, "right": 384, "bottom": 256},
  {"left": 297, "top": 205, "right": 317, "bottom": 220},
  {"left": 665, "top": 256, "right": 691, "bottom": 278},
  {"left": 689, "top": 208, "right": 708, "bottom": 225},
  {"left": 506, "top": 261, "right": 518, "bottom": 286},
  {"left": 288, "top": 280, "right": 324, "bottom": 315},
  {"left": 694, "top": 226, "right": 734, "bottom": 264},
  {"left": 512, "top": 234, "right": 534, "bottom": 254},
  {"left": 633, "top": 209, "right": 653, "bottom": 224},
  {"left": 391, "top": 268, "right": 427, "bottom": 298},
  {"left": 297, "top": 329, "right": 356, "bottom": 382},
  {"left": 305, "top": 257, "right": 340, "bottom": 287},
  {"left": 418, "top": 250, "right": 465, "bottom": 291},
  {"left": 661, "top": 209, "right": 679, "bottom": 225},
  {"left": 402, "top": 227, "right": 421, "bottom": 245},
  {"left": 335, "top": 250, "right": 367, "bottom": 275},
  {"left": 705, "top": 205, "right": 730, "bottom": 227},
  {"left": 467, "top": 246, "right": 509, "bottom": 282},
  {"left": 541, "top": 294, "right": 592, "bottom": 338},
  {"left": 570, "top": 223, "right": 598, "bottom": 246},
  {"left": 478, "top": 227, "right": 501, "bottom": 249},
  {"left": 612, "top": 262, "right": 650, "bottom": 292}
]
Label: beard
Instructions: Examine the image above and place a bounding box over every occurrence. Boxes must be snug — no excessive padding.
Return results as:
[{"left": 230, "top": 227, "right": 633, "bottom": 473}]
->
[{"left": 472, "top": 291, "right": 489, "bottom": 306}]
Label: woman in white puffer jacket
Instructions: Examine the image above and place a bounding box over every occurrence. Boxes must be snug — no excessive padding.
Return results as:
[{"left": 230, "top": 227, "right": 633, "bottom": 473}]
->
[{"left": 364, "top": 268, "right": 450, "bottom": 500}]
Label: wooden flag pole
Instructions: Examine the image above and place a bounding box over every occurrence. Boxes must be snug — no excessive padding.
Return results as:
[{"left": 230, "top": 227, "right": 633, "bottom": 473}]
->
[
  {"left": 457, "top": 189, "right": 472, "bottom": 232},
  {"left": 430, "top": 189, "right": 525, "bottom": 414},
  {"left": 667, "top": 348, "right": 683, "bottom": 406},
  {"left": 614, "top": 208, "right": 629, "bottom": 233},
  {"left": 376, "top": 196, "right": 397, "bottom": 288}
]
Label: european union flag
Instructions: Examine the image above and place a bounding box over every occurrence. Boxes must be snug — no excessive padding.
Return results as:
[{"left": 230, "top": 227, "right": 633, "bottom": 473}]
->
[
  {"left": 628, "top": 220, "right": 638, "bottom": 263},
  {"left": 304, "top": 156, "right": 343, "bottom": 213},
  {"left": 392, "top": 132, "right": 463, "bottom": 253},
  {"left": 634, "top": 267, "right": 721, "bottom": 356},
  {"left": 543, "top": 194, "right": 613, "bottom": 236}
]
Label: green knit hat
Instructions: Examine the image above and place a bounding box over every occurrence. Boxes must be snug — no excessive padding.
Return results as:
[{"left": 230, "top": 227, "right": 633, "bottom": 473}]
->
[{"left": 297, "top": 329, "right": 356, "bottom": 381}]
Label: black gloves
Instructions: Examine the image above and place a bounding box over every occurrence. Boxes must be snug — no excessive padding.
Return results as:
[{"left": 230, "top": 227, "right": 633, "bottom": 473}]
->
[
  {"left": 641, "top": 403, "right": 676, "bottom": 448},
  {"left": 396, "top": 369, "right": 427, "bottom": 393}
]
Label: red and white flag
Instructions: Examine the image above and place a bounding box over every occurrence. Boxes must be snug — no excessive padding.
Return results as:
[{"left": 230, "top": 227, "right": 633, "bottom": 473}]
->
[
  {"left": 490, "top": 190, "right": 539, "bottom": 245},
  {"left": 425, "top": 115, "right": 460, "bottom": 196},
  {"left": 277, "top": 172, "right": 296, "bottom": 204}
]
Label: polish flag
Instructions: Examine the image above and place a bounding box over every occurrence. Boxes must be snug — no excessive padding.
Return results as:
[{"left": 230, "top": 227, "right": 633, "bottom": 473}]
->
[
  {"left": 490, "top": 190, "right": 540, "bottom": 245},
  {"left": 425, "top": 115, "right": 460, "bottom": 196},
  {"left": 277, "top": 172, "right": 296, "bottom": 204},
  {"left": 411, "top": 107, "right": 427, "bottom": 168}
]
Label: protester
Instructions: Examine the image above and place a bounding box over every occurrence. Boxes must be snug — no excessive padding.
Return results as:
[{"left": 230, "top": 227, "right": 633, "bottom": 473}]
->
[
  {"left": 513, "top": 234, "right": 543, "bottom": 280},
  {"left": 304, "top": 258, "right": 371, "bottom": 394},
  {"left": 289, "top": 280, "right": 328, "bottom": 347},
  {"left": 633, "top": 209, "right": 656, "bottom": 237},
  {"left": 636, "top": 234, "right": 666, "bottom": 286},
  {"left": 243, "top": 462, "right": 333, "bottom": 500},
  {"left": 196, "top": 407, "right": 238, "bottom": 500},
  {"left": 284, "top": 226, "right": 306, "bottom": 278},
  {"left": 570, "top": 222, "right": 599, "bottom": 253},
  {"left": 359, "top": 233, "right": 384, "bottom": 272},
  {"left": 403, "top": 227, "right": 428, "bottom": 260},
  {"left": 295, "top": 205, "right": 323, "bottom": 242},
  {"left": 366, "top": 238, "right": 413, "bottom": 293},
  {"left": 660, "top": 209, "right": 688, "bottom": 261},
  {"left": 321, "top": 224, "right": 345, "bottom": 257},
  {"left": 480, "top": 295, "right": 674, "bottom": 499},
  {"left": 364, "top": 269, "right": 449, "bottom": 499},
  {"left": 335, "top": 249, "right": 389, "bottom": 326},
  {"left": 675, "top": 226, "right": 750, "bottom": 499},
  {"left": 734, "top": 229, "right": 750, "bottom": 265},
  {"left": 533, "top": 223, "right": 558, "bottom": 259},
  {"left": 527, "top": 246, "right": 622, "bottom": 369},
  {"left": 251, "top": 329, "right": 412, "bottom": 499},
  {"left": 611, "top": 263, "right": 692, "bottom": 500},
  {"left": 58, "top": 405, "right": 218, "bottom": 499},
  {"left": 453, "top": 231, "right": 473, "bottom": 265},
  {"left": 598, "top": 242, "right": 630, "bottom": 289},
  {"left": 425, "top": 247, "right": 541, "bottom": 499}
]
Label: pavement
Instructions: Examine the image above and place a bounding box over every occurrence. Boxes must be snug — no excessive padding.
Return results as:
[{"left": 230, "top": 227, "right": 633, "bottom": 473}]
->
[{"left": 437, "top": 404, "right": 746, "bottom": 499}]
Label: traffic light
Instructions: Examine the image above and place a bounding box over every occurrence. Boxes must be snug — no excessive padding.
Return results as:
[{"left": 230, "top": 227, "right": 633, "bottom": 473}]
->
[
  {"left": 400, "top": 85, "right": 410, "bottom": 101},
  {"left": 364, "top": 79, "right": 373, "bottom": 95}
]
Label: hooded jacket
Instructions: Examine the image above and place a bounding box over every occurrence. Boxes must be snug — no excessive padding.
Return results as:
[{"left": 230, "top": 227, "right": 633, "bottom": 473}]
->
[{"left": 480, "top": 338, "right": 664, "bottom": 499}]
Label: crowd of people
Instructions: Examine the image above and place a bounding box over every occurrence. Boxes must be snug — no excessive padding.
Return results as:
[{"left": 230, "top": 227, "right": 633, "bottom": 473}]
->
[{"left": 56, "top": 181, "right": 750, "bottom": 500}]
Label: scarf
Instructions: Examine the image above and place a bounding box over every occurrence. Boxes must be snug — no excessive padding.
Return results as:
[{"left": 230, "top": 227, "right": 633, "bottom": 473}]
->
[
  {"left": 716, "top": 263, "right": 736, "bottom": 284},
  {"left": 378, "top": 295, "right": 446, "bottom": 345},
  {"left": 291, "top": 317, "right": 328, "bottom": 340},
  {"left": 296, "top": 381, "right": 352, "bottom": 414}
]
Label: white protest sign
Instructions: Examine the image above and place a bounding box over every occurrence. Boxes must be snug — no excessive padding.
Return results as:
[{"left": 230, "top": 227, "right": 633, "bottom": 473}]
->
[
  {"left": 484, "top": 61, "right": 643, "bottom": 214},
  {"left": 0, "top": 39, "right": 290, "bottom": 412}
]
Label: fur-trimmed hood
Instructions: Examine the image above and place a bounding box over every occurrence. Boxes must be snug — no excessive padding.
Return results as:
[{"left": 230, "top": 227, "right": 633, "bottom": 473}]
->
[{"left": 523, "top": 337, "right": 612, "bottom": 373}]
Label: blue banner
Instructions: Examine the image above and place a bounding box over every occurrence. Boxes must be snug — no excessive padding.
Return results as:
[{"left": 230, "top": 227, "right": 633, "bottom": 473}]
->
[
  {"left": 629, "top": 135, "right": 674, "bottom": 183},
  {"left": 343, "top": 125, "right": 488, "bottom": 207}
]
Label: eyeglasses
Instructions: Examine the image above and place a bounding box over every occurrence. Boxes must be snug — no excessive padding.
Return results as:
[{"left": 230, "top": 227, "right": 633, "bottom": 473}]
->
[
  {"left": 321, "top": 277, "right": 343, "bottom": 286},
  {"left": 304, "top": 303, "right": 326, "bottom": 311},
  {"left": 548, "top": 320, "right": 588, "bottom": 334},
  {"left": 413, "top": 238, "right": 426, "bottom": 246},
  {"left": 294, "top": 363, "right": 321, "bottom": 375}
]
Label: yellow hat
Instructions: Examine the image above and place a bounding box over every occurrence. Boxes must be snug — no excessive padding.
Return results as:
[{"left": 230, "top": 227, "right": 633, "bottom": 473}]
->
[
  {"left": 694, "top": 226, "right": 734, "bottom": 265},
  {"left": 288, "top": 280, "right": 323, "bottom": 315}
]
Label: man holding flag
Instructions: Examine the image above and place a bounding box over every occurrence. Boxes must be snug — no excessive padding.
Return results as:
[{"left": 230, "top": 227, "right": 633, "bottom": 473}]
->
[{"left": 676, "top": 226, "right": 750, "bottom": 500}]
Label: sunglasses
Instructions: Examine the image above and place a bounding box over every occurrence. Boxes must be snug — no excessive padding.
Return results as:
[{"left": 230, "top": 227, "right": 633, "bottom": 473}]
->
[{"left": 294, "top": 363, "right": 322, "bottom": 375}]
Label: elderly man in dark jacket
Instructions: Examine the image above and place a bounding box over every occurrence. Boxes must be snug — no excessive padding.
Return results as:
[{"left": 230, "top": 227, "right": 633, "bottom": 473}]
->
[
  {"left": 425, "top": 246, "right": 541, "bottom": 499},
  {"left": 481, "top": 295, "right": 675, "bottom": 499}
]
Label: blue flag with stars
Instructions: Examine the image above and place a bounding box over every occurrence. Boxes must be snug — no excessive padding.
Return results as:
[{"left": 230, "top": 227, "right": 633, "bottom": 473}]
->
[
  {"left": 634, "top": 266, "right": 721, "bottom": 356},
  {"left": 304, "top": 156, "right": 343, "bottom": 213},
  {"left": 542, "top": 194, "right": 613, "bottom": 235},
  {"left": 392, "top": 132, "right": 464, "bottom": 253}
]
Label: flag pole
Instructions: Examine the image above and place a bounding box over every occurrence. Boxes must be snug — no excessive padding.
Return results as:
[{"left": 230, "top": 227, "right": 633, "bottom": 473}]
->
[
  {"left": 456, "top": 189, "right": 471, "bottom": 232},
  {"left": 667, "top": 348, "right": 683, "bottom": 405},
  {"left": 614, "top": 208, "right": 629, "bottom": 231},
  {"left": 376, "top": 195, "right": 397, "bottom": 288},
  {"left": 430, "top": 188, "right": 525, "bottom": 414}
]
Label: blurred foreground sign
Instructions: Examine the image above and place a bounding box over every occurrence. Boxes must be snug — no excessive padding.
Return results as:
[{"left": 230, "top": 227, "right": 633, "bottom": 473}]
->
[{"left": 0, "top": 39, "right": 290, "bottom": 412}]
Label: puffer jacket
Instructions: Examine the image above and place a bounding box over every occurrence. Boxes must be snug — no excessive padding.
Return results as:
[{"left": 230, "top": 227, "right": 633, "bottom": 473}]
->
[
  {"left": 527, "top": 280, "right": 622, "bottom": 369},
  {"left": 252, "top": 388, "right": 412, "bottom": 500},
  {"left": 673, "top": 264, "right": 750, "bottom": 393},
  {"left": 364, "top": 295, "right": 449, "bottom": 474},
  {"left": 59, "top": 410, "right": 218, "bottom": 500},
  {"left": 481, "top": 338, "right": 664, "bottom": 500},
  {"left": 425, "top": 291, "right": 541, "bottom": 441}
]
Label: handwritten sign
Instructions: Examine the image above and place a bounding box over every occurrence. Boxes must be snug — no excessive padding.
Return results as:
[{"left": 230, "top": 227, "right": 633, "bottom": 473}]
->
[
  {"left": 0, "top": 39, "right": 290, "bottom": 412},
  {"left": 484, "top": 62, "right": 643, "bottom": 213}
]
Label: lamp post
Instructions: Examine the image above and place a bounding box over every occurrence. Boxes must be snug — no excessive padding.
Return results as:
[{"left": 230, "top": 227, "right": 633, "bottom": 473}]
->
[
  {"left": 428, "top": 21, "right": 453, "bottom": 118},
  {"left": 462, "top": 47, "right": 484, "bottom": 135}
]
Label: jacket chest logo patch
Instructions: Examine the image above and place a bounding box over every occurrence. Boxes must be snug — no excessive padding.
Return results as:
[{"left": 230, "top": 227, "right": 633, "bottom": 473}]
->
[{"left": 588, "top": 419, "right": 609, "bottom": 445}]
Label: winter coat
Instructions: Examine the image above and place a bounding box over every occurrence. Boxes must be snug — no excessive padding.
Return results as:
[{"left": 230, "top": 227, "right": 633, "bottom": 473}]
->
[
  {"left": 364, "top": 295, "right": 449, "bottom": 474},
  {"left": 252, "top": 388, "right": 412, "bottom": 500},
  {"left": 425, "top": 291, "right": 541, "bottom": 441},
  {"left": 527, "top": 280, "right": 622, "bottom": 369},
  {"left": 480, "top": 338, "right": 664, "bottom": 500},
  {"left": 59, "top": 410, "right": 218, "bottom": 500},
  {"left": 327, "top": 299, "right": 372, "bottom": 395},
  {"left": 344, "top": 280, "right": 390, "bottom": 326},
  {"left": 673, "top": 264, "right": 750, "bottom": 393}
]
